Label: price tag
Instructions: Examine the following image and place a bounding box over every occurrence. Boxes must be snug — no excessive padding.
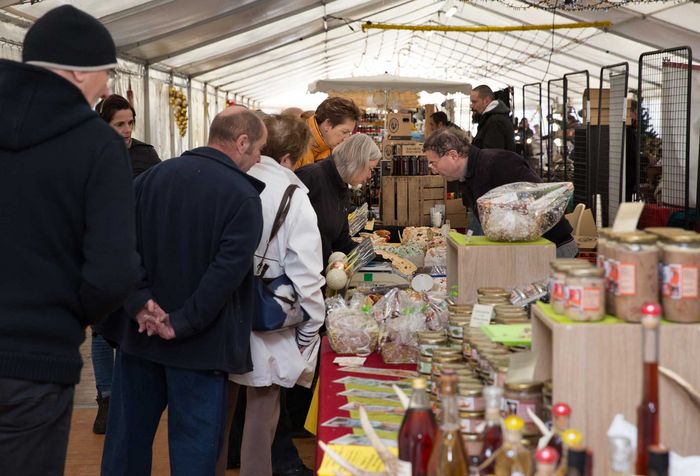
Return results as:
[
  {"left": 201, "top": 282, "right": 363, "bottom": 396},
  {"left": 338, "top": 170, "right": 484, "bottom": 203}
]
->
[
  {"left": 470, "top": 304, "right": 494, "bottom": 328},
  {"left": 612, "top": 202, "right": 645, "bottom": 233}
]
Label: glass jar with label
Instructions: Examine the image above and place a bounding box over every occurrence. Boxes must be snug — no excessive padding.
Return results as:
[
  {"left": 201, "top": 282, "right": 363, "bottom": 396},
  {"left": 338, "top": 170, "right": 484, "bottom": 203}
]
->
[
  {"left": 549, "top": 259, "right": 592, "bottom": 314},
  {"left": 661, "top": 233, "right": 700, "bottom": 323},
  {"left": 418, "top": 331, "right": 447, "bottom": 357},
  {"left": 614, "top": 232, "right": 659, "bottom": 323},
  {"left": 565, "top": 267, "right": 605, "bottom": 321},
  {"left": 448, "top": 314, "right": 471, "bottom": 339},
  {"left": 459, "top": 410, "right": 485, "bottom": 434},
  {"left": 417, "top": 354, "right": 433, "bottom": 375},
  {"left": 456, "top": 384, "right": 484, "bottom": 412},
  {"left": 504, "top": 382, "right": 543, "bottom": 436}
]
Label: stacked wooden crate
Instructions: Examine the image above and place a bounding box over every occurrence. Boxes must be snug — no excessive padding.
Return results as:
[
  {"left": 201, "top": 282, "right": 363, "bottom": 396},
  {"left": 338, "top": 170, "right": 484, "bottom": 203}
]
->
[{"left": 381, "top": 175, "right": 445, "bottom": 226}]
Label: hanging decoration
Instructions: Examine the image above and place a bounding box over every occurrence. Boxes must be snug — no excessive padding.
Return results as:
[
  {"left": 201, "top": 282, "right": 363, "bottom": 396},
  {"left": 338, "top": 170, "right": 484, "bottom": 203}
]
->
[
  {"left": 482, "top": 0, "right": 671, "bottom": 11},
  {"left": 168, "top": 86, "right": 188, "bottom": 138},
  {"left": 361, "top": 20, "right": 612, "bottom": 34}
]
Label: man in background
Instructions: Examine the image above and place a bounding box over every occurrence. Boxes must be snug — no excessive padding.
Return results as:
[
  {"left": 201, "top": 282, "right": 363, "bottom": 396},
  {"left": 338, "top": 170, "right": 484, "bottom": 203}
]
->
[
  {"left": 470, "top": 84, "right": 516, "bottom": 151},
  {"left": 0, "top": 6, "right": 139, "bottom": 475}
]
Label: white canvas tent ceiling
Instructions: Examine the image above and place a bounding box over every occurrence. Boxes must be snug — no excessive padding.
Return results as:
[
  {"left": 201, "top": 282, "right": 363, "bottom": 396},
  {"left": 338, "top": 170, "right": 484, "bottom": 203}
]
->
[{"left": 1, "top": 0, "right": 699, "bottom": 109}]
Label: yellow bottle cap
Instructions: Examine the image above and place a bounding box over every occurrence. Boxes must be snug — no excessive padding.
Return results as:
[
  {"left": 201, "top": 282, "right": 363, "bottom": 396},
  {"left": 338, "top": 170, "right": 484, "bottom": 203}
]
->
[
  {"left": 413, "top": 378, "right": 427, "bottom": 390},
  {"left": 562, "top": 428, "right": 584, "bottom": 447},
  {"left": 503, "top": 415, "right": 524, "bottom": 431}
]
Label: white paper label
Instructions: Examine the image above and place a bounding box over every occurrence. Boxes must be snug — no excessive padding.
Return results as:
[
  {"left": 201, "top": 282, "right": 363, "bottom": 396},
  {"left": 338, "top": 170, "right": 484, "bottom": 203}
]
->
[
  {"left": 470, "top": 304, "right": 494, "bottom": 328},
  {"left": 396, "top": 460, "right": 412, "bottom": 476}
]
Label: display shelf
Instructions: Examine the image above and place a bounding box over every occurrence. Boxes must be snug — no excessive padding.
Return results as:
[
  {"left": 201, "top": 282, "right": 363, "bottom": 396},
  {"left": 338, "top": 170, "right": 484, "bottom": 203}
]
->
[
  {"left": 531, "top": 302, "right": 700, "bottom": 475},
  {"left": 446, "top": 235, "right": 555, "bottom": 304}
]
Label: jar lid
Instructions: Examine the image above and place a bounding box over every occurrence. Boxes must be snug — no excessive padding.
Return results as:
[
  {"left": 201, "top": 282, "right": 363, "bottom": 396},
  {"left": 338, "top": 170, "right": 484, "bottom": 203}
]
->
[
  {"left": 433, "top": 355, "right": 463, "bottom": 363},
  {"left": 567, "top": 267, "right": 604, "bottom": 278},
  {"left": 505, "top": 381, "right": 544, "bottom": 391},
  {"left": 449, "top": 315, "right": 471, "bottom": 323},
  {"left": 618, "top": 232, "right": 657, "bottom": 244},
  {"left": 419, "top": 335, "right": 447, "bottom": 344},
  {"left": 459, "top": 410, "right": 485, "bottom": 417},
  {"left": 550, "top": 259, "right": 591, "bottom": 270},
  {"left": 457, "top": 384, "right": 483, "bottom": 396},
  {"left": 667, "top": 233, "right": 700, "bottom": 244},
  {"left": 477, "top": 287, "right": 507, "bottom": 295},
  {"left": 644, "top": 227, "right": 687, "bottom": 237}
]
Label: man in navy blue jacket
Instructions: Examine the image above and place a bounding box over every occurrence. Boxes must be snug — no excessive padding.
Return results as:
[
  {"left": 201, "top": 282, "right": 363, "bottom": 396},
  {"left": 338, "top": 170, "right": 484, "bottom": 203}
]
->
[
  {"left": 98, "top": 107, "right": 266, "bottom": 476},
  {"left": 0, "top": 6, "right": 139, "bottom": 475}
]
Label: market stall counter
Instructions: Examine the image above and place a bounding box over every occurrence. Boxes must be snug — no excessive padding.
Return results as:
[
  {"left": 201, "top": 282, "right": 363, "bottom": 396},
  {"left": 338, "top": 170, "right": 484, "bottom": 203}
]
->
[{"left": 313, "top": 336, "right": 415, "bottom": 471}]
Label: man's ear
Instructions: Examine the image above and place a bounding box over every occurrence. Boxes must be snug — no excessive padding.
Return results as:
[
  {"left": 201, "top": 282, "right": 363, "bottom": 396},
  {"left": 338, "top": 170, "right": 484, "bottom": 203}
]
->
[
  {"left": 72, "top": 71, "right": 87, "bottom": 84},
  {"left": 235, "top": 134, "right": 249, "bottom": 153}
]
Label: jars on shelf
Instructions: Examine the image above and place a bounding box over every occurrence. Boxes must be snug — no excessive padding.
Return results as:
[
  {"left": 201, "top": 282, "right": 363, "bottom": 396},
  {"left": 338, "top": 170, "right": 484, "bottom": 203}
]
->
[
  {"left": 613, "top": 232, "right": 659, "bottom": 323},
  {"left": 504, "top": 382, "right": 544, "bottom": 436},
  {"left": 661, "top": 233, "right": 700, "bottom": 323},
  {"left": 549, "top": 259, "right": 592, "bottom": 315},
  {"left": 565, "top": 266, "right": 605, "bottom": 321}
]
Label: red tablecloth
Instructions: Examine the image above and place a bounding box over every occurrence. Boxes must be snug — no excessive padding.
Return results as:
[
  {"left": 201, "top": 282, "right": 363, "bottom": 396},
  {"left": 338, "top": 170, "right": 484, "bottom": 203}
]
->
[{"left": 314, "top": 337, "right": 415, "bottom": 470}]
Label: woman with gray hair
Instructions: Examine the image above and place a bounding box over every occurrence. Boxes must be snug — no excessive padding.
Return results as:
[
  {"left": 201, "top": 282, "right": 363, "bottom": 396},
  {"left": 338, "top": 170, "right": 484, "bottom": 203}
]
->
[{"left": 296, "top": 133, "right": 381, "bottom": 264}]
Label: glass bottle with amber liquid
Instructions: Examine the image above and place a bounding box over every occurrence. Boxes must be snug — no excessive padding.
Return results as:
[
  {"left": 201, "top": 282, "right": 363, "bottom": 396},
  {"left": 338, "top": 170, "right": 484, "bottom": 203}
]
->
[
  {"left": 479, "top": 385, "right": 503, "bottom": 475},
  {"left": 493, "top": 415, "right": 531, "bottom": 476},
  {"left": 427, "top": 370, "right": 469, "bottom": 475},
  {"left": 399, "top": 377, "right": 437, "bottom": 476},
  {"left": 636, "top": 303, "right": 661, "bottom": 475},
  {"left": 548, "top": 402, "right": 571, "bottom": 466}
]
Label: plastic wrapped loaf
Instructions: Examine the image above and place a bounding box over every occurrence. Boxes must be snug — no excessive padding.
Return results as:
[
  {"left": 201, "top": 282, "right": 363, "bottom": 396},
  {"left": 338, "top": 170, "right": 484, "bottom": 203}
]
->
[
  {"left": 326, "top": 308, "right": 379, "bottom": 355},
  {"left": 477, "top": 182, "right": 574, "bottom": 242}
]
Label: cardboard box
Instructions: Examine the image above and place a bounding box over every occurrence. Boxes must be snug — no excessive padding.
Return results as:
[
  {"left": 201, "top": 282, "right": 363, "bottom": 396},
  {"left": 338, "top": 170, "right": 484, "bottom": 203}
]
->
[{"left": 385, "top": 113, "right": 412, "bottom": 137}]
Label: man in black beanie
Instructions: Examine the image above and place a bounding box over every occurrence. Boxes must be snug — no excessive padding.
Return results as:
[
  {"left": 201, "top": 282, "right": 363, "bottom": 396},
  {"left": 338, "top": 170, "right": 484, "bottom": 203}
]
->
[{"left": 0, "top": 6, "right": 138, "bottom": 475}]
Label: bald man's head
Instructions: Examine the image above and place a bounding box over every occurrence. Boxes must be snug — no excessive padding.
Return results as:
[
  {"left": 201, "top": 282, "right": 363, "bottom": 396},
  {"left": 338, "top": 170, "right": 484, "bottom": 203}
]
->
[
  {"left": 209, "top": 107, "right": 265, "bottom": 145},
  {"left": 208, "top": 106, "right": 267, "bottom": 172}
]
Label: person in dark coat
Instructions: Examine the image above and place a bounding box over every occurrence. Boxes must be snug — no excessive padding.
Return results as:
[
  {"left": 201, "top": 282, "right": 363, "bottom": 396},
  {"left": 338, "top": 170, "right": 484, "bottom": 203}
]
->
[
  {"left": 88, "top": 94, "right": 163, "bottom": 435},
  {"left": 98, "top": 107, "right": 266, "bottom": 476},
  {"left": 296, "top": 133, "right": 382, "bottom": 265},
  {"left": 424, "top": 129, "right": 577, "bottom": 258},
  {"left": 0, "top": 6, "right": 139, "bottom": 475},
  {"left": 470, "top": 84, "right": 516, "bottom": 151}
]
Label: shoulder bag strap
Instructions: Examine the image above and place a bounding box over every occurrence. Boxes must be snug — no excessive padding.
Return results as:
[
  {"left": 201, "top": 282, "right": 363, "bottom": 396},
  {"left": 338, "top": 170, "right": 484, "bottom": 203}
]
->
[{"left": 256, "top": 184, "right": 299, "bottom": 277}]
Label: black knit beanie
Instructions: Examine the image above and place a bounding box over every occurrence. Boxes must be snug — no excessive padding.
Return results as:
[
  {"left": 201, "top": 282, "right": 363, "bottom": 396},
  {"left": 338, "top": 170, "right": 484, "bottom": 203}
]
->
[{"left": 22, "top": 5, "right": 117, "bottom": 71}]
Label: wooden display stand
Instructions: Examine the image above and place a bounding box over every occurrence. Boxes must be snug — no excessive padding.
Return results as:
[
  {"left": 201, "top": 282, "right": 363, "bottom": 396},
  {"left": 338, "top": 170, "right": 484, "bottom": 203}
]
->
[
  {"left": 381, "top": 175, "right": 445, "bottom": 226},
  {"left": 446, "top": 234, "right": 555, "bottom": 304},
  {"left": 532, "top": 303, "right": 700, "bottom": 475}
]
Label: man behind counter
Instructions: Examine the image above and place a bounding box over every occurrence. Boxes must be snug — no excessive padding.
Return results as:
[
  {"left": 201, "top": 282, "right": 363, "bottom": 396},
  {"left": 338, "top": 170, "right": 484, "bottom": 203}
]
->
[{"left": 424, "top": 128, "right": 578, "bottom": 258}]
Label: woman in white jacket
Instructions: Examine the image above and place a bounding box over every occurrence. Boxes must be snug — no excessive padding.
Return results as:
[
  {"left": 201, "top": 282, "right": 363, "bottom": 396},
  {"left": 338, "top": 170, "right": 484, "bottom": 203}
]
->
[{"left": 218, "top": 114, "right": 325, "bottom": 476}]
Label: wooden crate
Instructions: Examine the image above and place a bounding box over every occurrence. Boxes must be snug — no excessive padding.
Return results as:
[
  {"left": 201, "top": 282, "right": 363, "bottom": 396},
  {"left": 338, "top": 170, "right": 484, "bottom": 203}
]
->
[
  {"left": 381, "top": 175, "right": 445, "bottom": 226},
  {"left": 532, "top": 304, "right": 700, "bottom": 475},
  {"left": 446, "top": 235, "right": 555, "bottom": 304},
  {"left": 445, "top": 198, "right": 468, "bottom": 228}
]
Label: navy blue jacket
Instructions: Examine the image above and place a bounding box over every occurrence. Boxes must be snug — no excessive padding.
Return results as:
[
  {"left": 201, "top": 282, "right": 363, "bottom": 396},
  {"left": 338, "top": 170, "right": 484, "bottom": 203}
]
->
[
  {"left": 0, "top": 60, "right": 139, "bottom": 385},
  {"left": 98, "top": 147, "right": 265, "bottom": 374}
]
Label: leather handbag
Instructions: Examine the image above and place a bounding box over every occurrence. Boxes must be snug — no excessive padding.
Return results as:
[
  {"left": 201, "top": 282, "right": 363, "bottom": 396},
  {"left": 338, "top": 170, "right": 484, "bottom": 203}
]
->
[{"left": 253, "top": 184, "right": 310, "bottom": 331}]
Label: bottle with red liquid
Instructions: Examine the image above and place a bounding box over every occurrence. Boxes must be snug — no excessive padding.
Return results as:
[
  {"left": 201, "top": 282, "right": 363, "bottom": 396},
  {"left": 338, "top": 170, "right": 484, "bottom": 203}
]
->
[
  {"left": 399, "top": 377, "right": 437, "bottom": 476},
  {"left": 549, "top": 402, "right": 572, "bottom": 466},
  {"left": 478, "top": 385, "right": 503, "bottom": 475},
  {"left": 636, "top": 302, "right": 661, "bottom": 475}
]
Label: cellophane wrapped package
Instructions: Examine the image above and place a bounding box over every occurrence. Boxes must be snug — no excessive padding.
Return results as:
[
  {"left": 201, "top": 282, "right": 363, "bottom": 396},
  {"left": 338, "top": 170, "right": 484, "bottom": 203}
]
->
[{"left": 477, "top": 181, "right": 574, "bottom": 242}]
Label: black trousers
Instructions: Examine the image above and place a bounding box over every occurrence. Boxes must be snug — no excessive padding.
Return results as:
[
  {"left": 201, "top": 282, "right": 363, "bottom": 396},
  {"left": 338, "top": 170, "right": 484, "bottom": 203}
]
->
[{"left": 0, "top": 377, "right": 74, "bottom": 476}]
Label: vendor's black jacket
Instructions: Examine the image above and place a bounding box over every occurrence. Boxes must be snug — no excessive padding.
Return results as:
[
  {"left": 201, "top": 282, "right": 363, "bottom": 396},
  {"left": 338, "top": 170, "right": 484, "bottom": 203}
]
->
[
  {"left": 472, "top": 100, "right": 516, "bottom": 151},
  {"left": 98, "top": 147, "right": 265, "bottom": 374},
  {"left": 296, "top": 157, "right": 355, "bottom": 264},
  {"left": 459, "top": 146, "right": 574, "bottom": 247},
  {"left": 129, "top": 138, "right": 161, "bottom": 178},
  {"left": 0, "top": 60, "right": 139, "bottom": 385}
]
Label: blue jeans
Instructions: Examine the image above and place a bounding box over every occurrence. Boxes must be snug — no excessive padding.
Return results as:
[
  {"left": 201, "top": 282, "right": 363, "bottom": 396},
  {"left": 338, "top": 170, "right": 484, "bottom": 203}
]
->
[
  {"left": 101, "top": 351, "right": 230, "bottom": 476},
  {"left": 90, "top": 332, "right": 114, "bottom": 398}
]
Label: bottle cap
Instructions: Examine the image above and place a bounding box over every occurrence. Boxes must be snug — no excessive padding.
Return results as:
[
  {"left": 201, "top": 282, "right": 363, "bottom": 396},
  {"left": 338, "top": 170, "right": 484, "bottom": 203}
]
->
[
  {"left": 562, "top": 428, "right": 584, "bottom": 447},
  {"left": 642, "top": 302, "right": 662, "bottom": 317},
  {"left": 503, "top": 415, "right": 524, "bottom": 431},
  {"left": 552, "top": 402, "right": 571, "bottom": 417},
  {"left": 412, "top": 377, "right": 427, "bottom": 390},
  {"left": 535, "top": 447, "right": 559, "bottom": 464},
  {"left": 648, "top": 445, "right": 669, "bottom": 473}
]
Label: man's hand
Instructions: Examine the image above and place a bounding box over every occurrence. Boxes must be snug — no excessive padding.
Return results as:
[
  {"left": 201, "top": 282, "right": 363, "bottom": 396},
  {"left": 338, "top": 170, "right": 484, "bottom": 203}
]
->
[{"left": 135, "top": 299, "right": 173, "bottom": 339}]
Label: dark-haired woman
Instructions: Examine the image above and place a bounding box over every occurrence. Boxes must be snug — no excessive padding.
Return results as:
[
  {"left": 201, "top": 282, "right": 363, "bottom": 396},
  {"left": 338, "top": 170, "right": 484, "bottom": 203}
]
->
[
  {"left": 97, "top": 94, "right": 161, "bottom": 177},
  {"left": 89, "top": 94, "right": 161, "bottom": 434}
]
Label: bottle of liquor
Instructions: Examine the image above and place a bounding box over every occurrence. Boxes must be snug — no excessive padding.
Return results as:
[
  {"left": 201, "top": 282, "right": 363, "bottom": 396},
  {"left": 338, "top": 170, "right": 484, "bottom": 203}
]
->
[
  {"left": 427, "top": 370, "right": 469, "bottom": 475},
  {"left": 548, "top": 402, "right": 571, "bottom": 466},
  {"left": 636, "top": 302, "right": 661, "bottom": 475},
  {"left": 608, "top": 436, "right": 633, "bottom": 476},
  {"left": 399, "top": 377, "right": 438, "bottom": 476},
  {"left": 535, "top": 447, "right": 559, "bottom": 476},
  {"left": 555, "top": 429, "right": 583, "bottom": 476},
  {"left": 647, "top": 446, "right": 669, "bottom": 476},
  {"left": 565, "top": 447, "right": 589, "bottom": 476},
  {"left": 493, "top": 415, "right": 531, "bottom": 476},
  {"left": 479, "top": 386, "right": 503, "bottom": 475}
]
